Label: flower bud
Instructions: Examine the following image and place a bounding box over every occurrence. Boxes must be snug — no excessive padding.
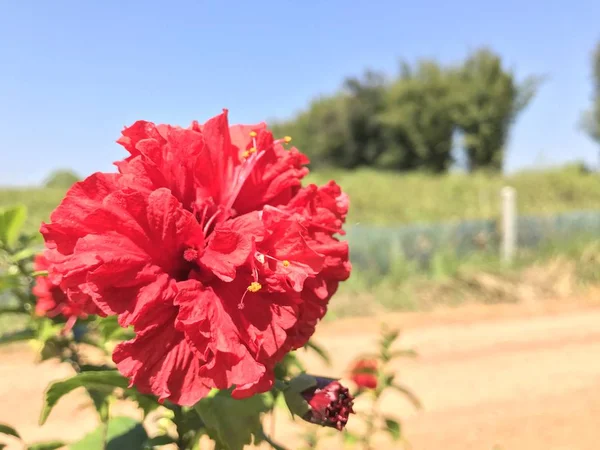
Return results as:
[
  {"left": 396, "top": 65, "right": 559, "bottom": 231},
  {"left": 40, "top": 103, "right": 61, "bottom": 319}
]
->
[
  {"left": 349, "top": 359, "right": 378, "bottom": 390},
  {"left": 300, "top": 376, "right": 354, "bottom": 430}
]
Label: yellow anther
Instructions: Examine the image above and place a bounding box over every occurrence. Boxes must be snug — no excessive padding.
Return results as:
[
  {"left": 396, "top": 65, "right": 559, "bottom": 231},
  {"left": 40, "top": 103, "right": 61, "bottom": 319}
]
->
[
  {"left": 282, "top": 260, "right": 290, "bottom": 267},
  {"left": 284, "top": 136, "right": 292, "bottom": 143},
  {"left": 241, "top": 147, "right": 257, "bottom": 159},
  {"left": 247, "top": 281, "right": 262, "bottom": 293},
  {"left": 249, "top": 131, "right": 257, "bottom": 137}
]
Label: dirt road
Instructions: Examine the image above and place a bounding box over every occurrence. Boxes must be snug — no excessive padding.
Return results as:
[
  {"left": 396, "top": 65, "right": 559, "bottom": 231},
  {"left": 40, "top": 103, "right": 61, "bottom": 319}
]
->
[{"left": 2, "top": 298, "right": 600, "bottom": 450}]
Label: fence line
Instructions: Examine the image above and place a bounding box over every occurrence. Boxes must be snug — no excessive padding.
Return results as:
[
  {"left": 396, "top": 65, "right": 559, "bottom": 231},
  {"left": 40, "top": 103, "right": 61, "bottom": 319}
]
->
[
  {"left": 500, "top": 186, "right": 517, "bottom": 264},
  {"left": 344, "top": 188, "right": 600, "bottom": 275}
]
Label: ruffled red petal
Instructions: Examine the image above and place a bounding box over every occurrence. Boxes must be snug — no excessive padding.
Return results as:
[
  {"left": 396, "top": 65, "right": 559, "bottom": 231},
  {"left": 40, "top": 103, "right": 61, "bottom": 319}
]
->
[
  {"left": 42, "top": 111, "right": 351, "bottom": 405},
  {"left": 113, "top": 309, "right": 212, "bottom": 406}
]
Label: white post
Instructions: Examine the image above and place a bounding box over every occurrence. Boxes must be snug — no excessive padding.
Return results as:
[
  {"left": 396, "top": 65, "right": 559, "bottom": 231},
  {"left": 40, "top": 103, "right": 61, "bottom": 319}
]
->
[{"left": 500, "top": 186, "right": 517, "bottom": 264}]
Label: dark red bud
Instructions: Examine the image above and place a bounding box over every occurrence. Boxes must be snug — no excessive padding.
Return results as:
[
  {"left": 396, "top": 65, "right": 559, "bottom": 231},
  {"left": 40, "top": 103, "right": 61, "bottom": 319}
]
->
[
  {"left": 349, "top": 359, "right": 378, "bottom": 390},
  {"left": 301, "top": 376, "right": 354, "bottom": 430}
]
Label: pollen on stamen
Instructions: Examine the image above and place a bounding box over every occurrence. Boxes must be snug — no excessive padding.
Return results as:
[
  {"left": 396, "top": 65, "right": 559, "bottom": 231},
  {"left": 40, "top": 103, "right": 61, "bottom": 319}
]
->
[
  {"left": 249, "top": 131, "right": 257, "bottom": 137},
  {"left": 241, "top": 147, "right": 257, "bottom": 159},
  {"left": 238, "top": 281, "right": 262, "bottom": 310},
  {"left": 247, "top": 281, "right": 262, "bottom": 292},
  {"left": 275, "top": 136, "right": 293, "bottom": 146},
  {"left": 282, "top": 260, "right": 290, "bottom": 267},
  {"left": 183, "top": 248, "right": 198, "bottom": 262}
]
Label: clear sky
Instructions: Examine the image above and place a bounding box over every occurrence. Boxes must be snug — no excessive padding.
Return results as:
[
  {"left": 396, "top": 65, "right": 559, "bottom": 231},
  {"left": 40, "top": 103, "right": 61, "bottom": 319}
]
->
[{"left": 1, "top": 0, "right": 599, "bottom": 186}]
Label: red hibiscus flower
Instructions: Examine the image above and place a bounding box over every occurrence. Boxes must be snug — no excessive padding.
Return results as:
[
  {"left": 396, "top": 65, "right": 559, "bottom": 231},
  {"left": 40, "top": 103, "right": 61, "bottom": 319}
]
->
[
  {"left": 32, "top": 254, "right": 97, "bottom": 331},
  {"left": 41, "top": 110, "right": 350, "bottom": 406},
  {"left": 349, "top": 359, "right": 378, "bottom": 390}
]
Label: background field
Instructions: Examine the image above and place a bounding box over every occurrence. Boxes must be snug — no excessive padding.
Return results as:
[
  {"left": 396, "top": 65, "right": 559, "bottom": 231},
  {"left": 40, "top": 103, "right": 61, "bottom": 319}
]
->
[
  {"left": 3, "top": 165, "right": 600, "bottom": 230},
  {"left": 2, "top": 164, "right": 600, "bottom": 320}
]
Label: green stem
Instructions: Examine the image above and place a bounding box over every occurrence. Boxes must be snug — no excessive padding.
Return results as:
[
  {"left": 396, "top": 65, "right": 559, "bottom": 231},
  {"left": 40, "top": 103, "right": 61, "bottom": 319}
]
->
[
  {"left": 173, "top": 406, "right": 186, "bottom": 450},
  {"left": 258, "top": 429, "right": 288, "bottom": 450},
  {"left": 274, "top": 379, "right": 288, "bottom": 391},
  {"left": 172, "top": 405, "right": 196, "bottom": 450},
  {"left": 68, "top": 343, "right": 83, "bottom": 372},
  {"left": 361, "top": 392, "right": 380, "bottom": 450},
  {"left": 99, "top": 401, "right": 109, "bottom": 450}
]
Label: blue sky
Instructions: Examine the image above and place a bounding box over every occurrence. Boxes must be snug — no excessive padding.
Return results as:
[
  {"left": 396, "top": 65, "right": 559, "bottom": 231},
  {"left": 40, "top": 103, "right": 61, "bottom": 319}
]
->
[{"left": 1, "top": 0, "right": 599, "bottom": 185}]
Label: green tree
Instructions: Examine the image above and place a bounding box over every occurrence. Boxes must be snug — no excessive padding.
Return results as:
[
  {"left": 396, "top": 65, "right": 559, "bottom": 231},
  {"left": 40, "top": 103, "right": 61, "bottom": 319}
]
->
[
  {"left": 272, "top": 95, "right": 349, "bottom": 169},
  {"left": 582, "top": 41, "right": 600, "bottom": 146},
  {"left": 43, "top": 169, "right": 80, "bottom": 189},
  {"left": 335, "top": 71, "right": 393, "bottom": 169},
  {"left": 451, "top": 48, "right": 541, "bottom": 172},
  {"left": 273, "top": 71, "right": 392, "bottom": 170},
  {"left": 378, "top": 61, "right": 456, "bottom": 172},
  {"left": 273, "top": 48, "right": 539, "bottom": 173}
]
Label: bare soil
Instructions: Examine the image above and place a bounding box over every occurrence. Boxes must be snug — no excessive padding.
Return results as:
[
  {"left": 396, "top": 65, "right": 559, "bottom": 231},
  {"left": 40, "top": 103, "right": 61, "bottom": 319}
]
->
[{"left": 3, "top": 292, "right": 600, "bottom": 450}]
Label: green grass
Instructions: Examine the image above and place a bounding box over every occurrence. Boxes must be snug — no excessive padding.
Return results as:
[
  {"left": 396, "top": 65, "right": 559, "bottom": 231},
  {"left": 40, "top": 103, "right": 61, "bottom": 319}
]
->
[
  {"left": 307, "top": 164, "right": 600, "bottom": 225},
  {"left": 326, "top": 235, "right": 600, "bottom": 318},
  {"left": 2, "top": 164, "right": 600, "bottom": 320},
  {"left": 2, "top": 164, "right": 600, "bottom": 231},
  {"left": 0, "top": 187, "right": 66, "bottom": 233}
]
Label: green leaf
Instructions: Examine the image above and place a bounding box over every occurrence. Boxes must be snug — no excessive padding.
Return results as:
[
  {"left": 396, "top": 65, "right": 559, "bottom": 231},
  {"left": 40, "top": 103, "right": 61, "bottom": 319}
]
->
[
  {"left": 287, "top": 373, "right": 317, "bottom": 393},
  {"left": 36, "top": 318, "right": 63, "bottom": 343},
  {"left": 95, "top": 316, "right": 134, "bottom": 342},
  {"left": 304, "top": 340, "right": 331, "bottom": 366},
  {"left": 143, "top": 435, "right": 176, "bottom": 448},
  {"left": 194, "top": 390, "right": 272, "bottom": 450},
  {"left": 40, "top": 370, "right": 129, "bottom": 425},
  {"left": 0, "top": 273, "right": 24, "bottom": 290},
  {"left": 11, "top": 247, "right": 39, "bottom": 263},
  {"left": 120, "top": 390, "right": 161, "bottom": 418},
  {"left": 390, "top": 383, "right": 422, "bottom": 409},
  {"left": 342, "top": 430, "right": 360, "bottom": 445},
  {"left": 384, "top": 418, "right": 401, "bottom": 441},
  {"left": 383, "top": 373, "right": 395, "bottom": 388},
  {"left": 39, "top": 337, "right": 67, "bottom": 362},
  {"left": 0, "top": 328, "right": 35, "bottom": 345},
  {"left": 379, "top": 328, "right": 400, "bottom": 352},
  {"left": 0, "top": 305, "right": 27, "bottom": 315},
  {"left": 70, "top": 365, "right": 159, "bottom": 416},
  {"left": 282, "top": 374, "right": 316, "bottom": 418},
  {"left": 28, "top": 441, "right": 66, "bottom": 450},
  {"left": 0, "top": 423, "right": 21, "bottom": 439},
  {"left": 79, "top": 364, "right": 115, "bottom": 372},
  {"left": 390, "top": 349, "right": 418, "bottom": 359},
  {"left": 0, "top": 444, "right": 6, "bottom": 450},
  {"left": 0, "top": 205, "right": 27, "bottom": 248},
  {"left": 69, "top": 416, "right": 148, "bottom": 450}
]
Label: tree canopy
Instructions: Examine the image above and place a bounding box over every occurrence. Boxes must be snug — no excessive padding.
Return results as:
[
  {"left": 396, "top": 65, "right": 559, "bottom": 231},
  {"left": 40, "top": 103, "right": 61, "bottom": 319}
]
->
[{"left": 273, "top": 48, "right": 541, "bottom": 173}]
